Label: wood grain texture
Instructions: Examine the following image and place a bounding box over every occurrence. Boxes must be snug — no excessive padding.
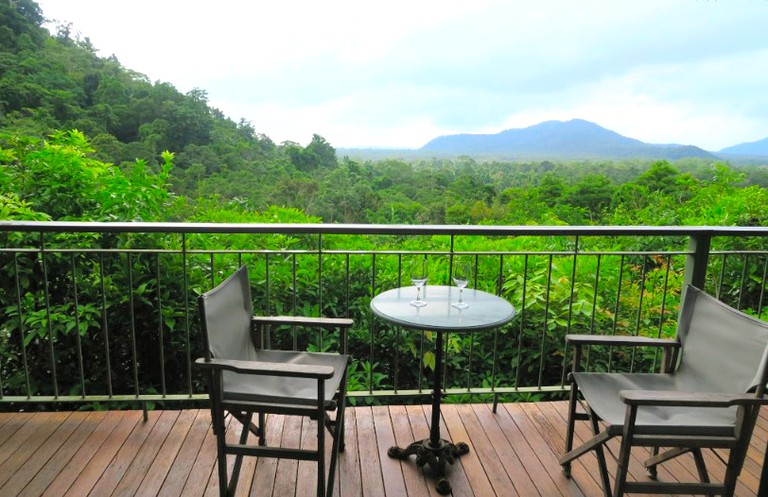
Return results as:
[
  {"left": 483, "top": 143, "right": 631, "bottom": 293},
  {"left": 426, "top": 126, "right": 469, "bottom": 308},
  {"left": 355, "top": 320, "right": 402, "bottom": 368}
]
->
[{"left": 0, "top": 402, "right": 764, "bottom": 496}]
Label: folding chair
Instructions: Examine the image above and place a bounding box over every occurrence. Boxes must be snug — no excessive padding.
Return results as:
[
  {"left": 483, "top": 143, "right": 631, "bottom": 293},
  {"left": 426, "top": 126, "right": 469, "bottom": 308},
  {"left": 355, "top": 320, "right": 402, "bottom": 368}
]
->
[
  {"left": 560, "top": 285, "right": 768, "bottom": 497},
  {"left": 196, "top": 265, "right": 352, "bottom": 497}
]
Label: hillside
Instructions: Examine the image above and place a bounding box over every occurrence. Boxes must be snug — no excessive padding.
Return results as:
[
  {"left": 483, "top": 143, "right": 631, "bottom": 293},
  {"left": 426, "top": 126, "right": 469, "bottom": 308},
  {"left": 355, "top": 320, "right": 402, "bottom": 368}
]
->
[
  {"left": 720, "top": 137, "right": 768, "bottom": 156},
  {"left": 5, "top": 2, "right": 765, "bottom": 169},
  {"left": 4, "top": 0, "right": 768, "bottom": 229},
  {"left": 419, "top": 119, "right": 718, "bottom": 160}
]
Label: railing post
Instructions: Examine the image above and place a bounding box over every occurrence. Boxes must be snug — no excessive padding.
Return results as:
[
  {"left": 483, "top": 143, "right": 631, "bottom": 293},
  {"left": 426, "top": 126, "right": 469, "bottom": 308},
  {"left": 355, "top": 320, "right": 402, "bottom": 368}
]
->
[{"left": 683, "top": 231, "right": 712, "bottom": 290}]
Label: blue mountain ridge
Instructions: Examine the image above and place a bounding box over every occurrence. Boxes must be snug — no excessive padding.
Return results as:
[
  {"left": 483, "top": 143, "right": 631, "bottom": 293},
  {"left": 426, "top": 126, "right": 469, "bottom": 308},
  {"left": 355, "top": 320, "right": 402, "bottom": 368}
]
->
[
  {"left": 719, "top": 136, "right": 768, "bottom": 156},
  {"left": 419, "top": 119, "right": 718, "bottom": 160},
  {"left": 339, "top": 119, "right": 768, "bottom": 162}
]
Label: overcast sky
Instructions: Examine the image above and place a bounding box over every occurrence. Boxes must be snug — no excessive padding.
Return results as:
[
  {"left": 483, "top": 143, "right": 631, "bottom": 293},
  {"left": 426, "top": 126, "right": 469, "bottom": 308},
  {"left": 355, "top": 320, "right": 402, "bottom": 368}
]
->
[{"left": 35, "top": 0, "right": 768, "bottom": 151}]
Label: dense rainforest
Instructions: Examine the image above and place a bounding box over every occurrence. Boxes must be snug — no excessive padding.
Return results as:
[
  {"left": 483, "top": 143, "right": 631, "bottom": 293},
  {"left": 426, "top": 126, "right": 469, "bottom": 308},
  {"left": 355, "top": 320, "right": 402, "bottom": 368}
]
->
[
  {"left": 3, "top": 1, "right": 768, "bottom": 407},
  {"left": 2, "top": 0, "right": 768, "bottom": 230}
]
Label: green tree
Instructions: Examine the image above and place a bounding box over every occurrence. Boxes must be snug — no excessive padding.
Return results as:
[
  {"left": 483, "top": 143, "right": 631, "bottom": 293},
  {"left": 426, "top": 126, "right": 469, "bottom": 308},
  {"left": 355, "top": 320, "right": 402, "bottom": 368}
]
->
[
  {"left": 636, "top": 160, "right": 679, "bottom": 193},
  {"left": 537, "top": 172, "right": 567, "bottom": 207},
  {"left": 0, "top": 0, "right": 45, "bottom": 51},
  {"left": 313, "top": 165, "right": 376, "bottom": 223},
  {"left": 566, "top": 174, "right": 615, "bottom": 222},
  {"left": 0, "top": 129, "right": 175, "bottom": 221},
  {"left": 304, "top": 133, "right": 337, "bottom": 170}
]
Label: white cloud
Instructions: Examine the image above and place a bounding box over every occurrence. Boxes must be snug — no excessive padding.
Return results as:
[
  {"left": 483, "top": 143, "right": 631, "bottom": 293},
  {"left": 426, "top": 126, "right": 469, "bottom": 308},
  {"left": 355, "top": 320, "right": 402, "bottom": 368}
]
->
[{"left": 36, "top": 0, "right": 768, "bottom": 150}]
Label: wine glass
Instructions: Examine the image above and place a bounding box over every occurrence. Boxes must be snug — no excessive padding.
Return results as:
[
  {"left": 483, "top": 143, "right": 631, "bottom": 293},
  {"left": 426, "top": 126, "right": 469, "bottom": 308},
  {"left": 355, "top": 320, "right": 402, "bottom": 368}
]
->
[
  {"left": 451, "top": 260, "right": 471, "bottom": 309},
  {"left": 409, "top": 257, "right": 428, "bottom": 307}
]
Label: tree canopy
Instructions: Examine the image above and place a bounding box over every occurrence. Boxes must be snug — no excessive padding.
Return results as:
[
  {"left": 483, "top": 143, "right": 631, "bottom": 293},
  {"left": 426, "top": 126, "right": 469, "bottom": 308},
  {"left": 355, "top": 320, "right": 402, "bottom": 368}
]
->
[{"left": 1, "top": 0, "right": 768, "bottom": 229}]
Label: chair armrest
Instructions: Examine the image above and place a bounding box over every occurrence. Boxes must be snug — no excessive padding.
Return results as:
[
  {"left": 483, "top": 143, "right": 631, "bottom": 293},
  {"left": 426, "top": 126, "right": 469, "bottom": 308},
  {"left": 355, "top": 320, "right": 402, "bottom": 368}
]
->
[
  {"left": 251, "top": 316, "right": 353, "bottom": 352},
  {"left": 195, "top": 357, "right": 335, "bottom": 379},
  {"left": 566, "top": 334, "right": 679, "bottom": 349},
  {"left": 619, "top": 389, "right": 768, "bottom": 408},
  {"left": 252, "top": 316, "right": 353, "bottom": 329},
  {"left": 566, "top": 335, "right": 681, "bottom": 375}
]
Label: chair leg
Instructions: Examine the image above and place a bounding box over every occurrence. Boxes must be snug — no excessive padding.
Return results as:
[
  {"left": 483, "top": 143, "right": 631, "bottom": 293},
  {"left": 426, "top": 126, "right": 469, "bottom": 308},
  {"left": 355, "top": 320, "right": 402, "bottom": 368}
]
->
[
  {"left": 338, "top": 374, "right": 348, "bottom": 453},
  {"left": 590, "top": 413, "right": 613, "bottom": 497},
  {"left": 723, "top": 437, "right": 750, "bottom": 497},
  {"left": 317, "top": 421, "right": 326, "bottom": 497},
  {"left": 317, "top": 382, "right": 327, "bottom": 497},
  {"left": 613, "top": 404, "right": 638, "bottom": 497},
  {"left": 613, "top": 437, "right": 631, "bottom": 497},
  {"left": 723, "top": 453, "right": 741, "bottom": 497},
  {"left": 643, "top": 447, "right": 692, "bottom": 480},
  {"left": 214, "top": 413, "right": 229, "bottom": 497},
  {"left": 562, "top": 381, "right": 579, "bottom": 477},
  {"left": 209, "top": 374, "right": 230, "bottom": 497},
  {"left": 691, "top": 448, "right": 710, "bottom": 484},
  {"left": 228, "top": 411, "right": 253, "bottom": 495},
  {"left": 338, "top": 402, "right": 346, "bottom": 453},
  {"left": 230, "top": 410, "right": 261, "bottom": 440},
  {"left": 646, "top": 446, "right": 659, "bottom": 479},
  {"left": 760, "top": 437, "right": 768, "bottom": 497},
  {"left": 326, "top": 399, "right": 347, "bottom": 496},
  {"left": 724, "top": 408, "right": 760, "bottom": 497},
  {"left": 259, "top": 412, "right": 267, "bottom": 446},
  {"left": 325, "top": 372, "right": 348, "bottom": 497}
]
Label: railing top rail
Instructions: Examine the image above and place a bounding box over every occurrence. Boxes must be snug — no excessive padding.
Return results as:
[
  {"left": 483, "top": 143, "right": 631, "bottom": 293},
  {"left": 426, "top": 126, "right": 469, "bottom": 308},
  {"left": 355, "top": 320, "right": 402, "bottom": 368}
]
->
[{"left": 2, "top": 221, "right": 768, "bottom": 237}]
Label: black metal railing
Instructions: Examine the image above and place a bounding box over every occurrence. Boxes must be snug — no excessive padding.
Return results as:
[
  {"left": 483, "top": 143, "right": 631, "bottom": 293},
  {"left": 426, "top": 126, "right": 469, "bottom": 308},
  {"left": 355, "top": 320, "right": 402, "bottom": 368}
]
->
[{"left": 1, "top": 221, "right": 767, "bottom": 408}]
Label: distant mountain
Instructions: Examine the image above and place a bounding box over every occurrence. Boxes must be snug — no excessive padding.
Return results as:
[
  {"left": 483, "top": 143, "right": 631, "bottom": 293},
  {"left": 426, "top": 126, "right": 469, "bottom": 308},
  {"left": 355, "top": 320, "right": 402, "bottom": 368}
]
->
[
  {"left": 719, "top": 137, "right": 768, "bottom": 156},
  {"left": 419, "top": 119, "right": 718, "bottom": 160}
]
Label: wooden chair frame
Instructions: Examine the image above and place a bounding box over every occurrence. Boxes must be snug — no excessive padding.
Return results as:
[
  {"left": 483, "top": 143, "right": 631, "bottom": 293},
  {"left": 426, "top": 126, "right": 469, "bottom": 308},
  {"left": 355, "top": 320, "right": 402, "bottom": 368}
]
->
[
  {"left": 559, "top": 286, "right": 768, "bottom": 497},
  {"left": 196, "top": 266, "right": 352, "bottom": 497}
]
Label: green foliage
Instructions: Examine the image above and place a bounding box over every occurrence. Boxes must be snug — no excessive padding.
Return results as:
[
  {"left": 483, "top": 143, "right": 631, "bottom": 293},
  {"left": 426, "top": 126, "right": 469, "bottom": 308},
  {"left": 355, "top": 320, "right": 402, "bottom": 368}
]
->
[
  {"left": 1, "top": 126, "right": 767, "bottom": 409},
  {"left": 3, "top": 3, "right": 767, "bottom": 229},
  {"left": 0, "top": 130, "right": 176, "bottom": 221},
  {"left": 1, "top": 0, "right": 768, "bottom": 409}
]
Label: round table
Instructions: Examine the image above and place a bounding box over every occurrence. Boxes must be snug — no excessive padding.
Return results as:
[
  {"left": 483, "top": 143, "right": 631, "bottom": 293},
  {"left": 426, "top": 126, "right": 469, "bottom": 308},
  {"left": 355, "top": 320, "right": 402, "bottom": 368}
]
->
[{"left": 370, "top": 285, "right": 516, "bottom": 495}]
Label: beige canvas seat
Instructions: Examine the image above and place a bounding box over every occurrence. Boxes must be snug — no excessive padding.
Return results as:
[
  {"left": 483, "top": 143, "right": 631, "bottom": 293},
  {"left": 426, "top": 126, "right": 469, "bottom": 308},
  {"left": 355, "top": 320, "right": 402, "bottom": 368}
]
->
[
  {"left": 560, "top": 285, "right": 768, "bottom": 497},
  {"left": 196, "top": 265, "right": 352, "bottom": 497}
]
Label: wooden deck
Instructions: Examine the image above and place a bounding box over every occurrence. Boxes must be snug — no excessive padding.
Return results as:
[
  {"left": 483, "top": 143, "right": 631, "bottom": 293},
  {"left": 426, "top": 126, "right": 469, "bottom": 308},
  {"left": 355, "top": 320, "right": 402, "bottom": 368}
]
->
[{"left": 0, "top": 401, "right": 766, "bottom": 496}]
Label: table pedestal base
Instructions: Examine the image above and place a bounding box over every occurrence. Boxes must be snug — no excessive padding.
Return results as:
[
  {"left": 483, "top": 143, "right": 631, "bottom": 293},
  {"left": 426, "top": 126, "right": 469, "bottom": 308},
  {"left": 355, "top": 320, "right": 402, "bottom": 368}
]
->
[{"left": 388, "top": 439, "right": 470, "bottom": 494}]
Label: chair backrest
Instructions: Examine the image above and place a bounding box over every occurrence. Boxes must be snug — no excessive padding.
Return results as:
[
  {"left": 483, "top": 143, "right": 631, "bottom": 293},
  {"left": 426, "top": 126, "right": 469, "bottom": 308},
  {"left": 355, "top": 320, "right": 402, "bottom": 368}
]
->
[
  {"left": 675, "top": 285, "right": 768, "bottom": 395},
  {"left": 198, "top": 265, "right": 257, "bottom": 362}
]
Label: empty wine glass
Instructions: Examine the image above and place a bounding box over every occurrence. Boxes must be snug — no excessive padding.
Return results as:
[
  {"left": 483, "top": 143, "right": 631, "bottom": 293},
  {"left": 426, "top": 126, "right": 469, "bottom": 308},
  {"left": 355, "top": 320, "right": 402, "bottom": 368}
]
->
[
  {"left": 451, "top": 260, "right": 471, "bottom": 309},
  {"left": 409, "top": 256, "right": 428, "bottom": 307}
]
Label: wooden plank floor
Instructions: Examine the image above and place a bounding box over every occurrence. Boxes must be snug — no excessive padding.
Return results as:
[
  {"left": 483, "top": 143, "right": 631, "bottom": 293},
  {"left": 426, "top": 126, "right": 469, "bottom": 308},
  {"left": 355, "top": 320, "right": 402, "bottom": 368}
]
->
[{"left": 0, "top": 402, "right": 766, "bottom": 496}]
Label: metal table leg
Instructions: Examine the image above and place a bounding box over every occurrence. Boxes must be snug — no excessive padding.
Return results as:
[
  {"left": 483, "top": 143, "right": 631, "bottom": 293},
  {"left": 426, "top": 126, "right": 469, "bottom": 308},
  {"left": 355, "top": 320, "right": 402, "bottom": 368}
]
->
[{"left": 387, "top": 330, "right": 469, "bottom": 494}]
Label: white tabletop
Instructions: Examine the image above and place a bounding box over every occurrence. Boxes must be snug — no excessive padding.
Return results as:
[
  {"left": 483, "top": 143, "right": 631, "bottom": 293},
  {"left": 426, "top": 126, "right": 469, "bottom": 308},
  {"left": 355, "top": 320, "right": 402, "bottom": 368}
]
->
[{"left": 370, "top": 285, "right": 515, "bottom": 332}]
